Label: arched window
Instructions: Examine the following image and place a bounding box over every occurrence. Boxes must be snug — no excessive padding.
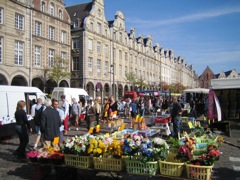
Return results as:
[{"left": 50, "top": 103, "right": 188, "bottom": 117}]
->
[{"left": 49, "top": 3, "right": 54, "bottom": 16}]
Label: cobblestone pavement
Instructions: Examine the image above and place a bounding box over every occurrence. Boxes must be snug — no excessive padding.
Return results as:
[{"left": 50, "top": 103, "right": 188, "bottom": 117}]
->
[{"left": 0, "top": 116, "right": 240, "bottom": 180}]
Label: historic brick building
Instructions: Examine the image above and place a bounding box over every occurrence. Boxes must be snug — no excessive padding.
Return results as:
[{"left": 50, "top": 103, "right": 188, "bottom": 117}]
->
[{"left": 198, "top": 66, "right": 215, "bottom": 88}]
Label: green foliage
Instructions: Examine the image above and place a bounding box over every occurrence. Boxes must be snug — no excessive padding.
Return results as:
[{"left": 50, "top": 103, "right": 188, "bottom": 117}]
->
[
  {"left": 193, "top": 127, "right": 205, "bottom": 137},
  {"left": 48, "top": 57, "right": 70, "bottom": 86},
  {"left": 169, "top": 137, "right": 180, "bottom": 148},
  {"left": 125, "top": 72, "right": 137, "bottom": 86}
]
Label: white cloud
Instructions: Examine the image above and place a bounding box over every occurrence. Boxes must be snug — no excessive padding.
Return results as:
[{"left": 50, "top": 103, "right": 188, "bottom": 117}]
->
[{"left": 127, "top": 6, "right": 240, "bottom": 28}]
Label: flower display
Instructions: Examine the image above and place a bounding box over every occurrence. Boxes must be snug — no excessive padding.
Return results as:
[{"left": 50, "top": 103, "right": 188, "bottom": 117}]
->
[
  {"left": 122, "top": 135, "right": 169, "bottom": 162},
  {"left": 122, "top": 134, "right": 143, "bottom": 156},
  {"left": 175, "top": 145, "right": 193, "bottom": 162},
  {"left": 109, "top": 139, "right": 123, "bottom": 158},
  {"left": 87, "top": 136, "right": 108, "bottom": 157},
  {"left": 63, "top": 135, "right": 90, "bottom": 155},
  {"left": 26, "top": 146, "right": 63, "bottom": 164},
  {"left": 26, "top": 150, "right": 39, "bottom": 159}
]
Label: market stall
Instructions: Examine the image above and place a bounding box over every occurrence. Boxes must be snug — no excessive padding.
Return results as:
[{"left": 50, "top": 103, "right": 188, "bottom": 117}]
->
[{"left": 27, "top": 128, "right": 223, "bottom": 180}]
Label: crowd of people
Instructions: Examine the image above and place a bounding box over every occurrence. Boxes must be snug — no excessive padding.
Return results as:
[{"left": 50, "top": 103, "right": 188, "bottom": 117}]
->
[{"left": 13, "top": 93, "right": 208, "bottom": 159}]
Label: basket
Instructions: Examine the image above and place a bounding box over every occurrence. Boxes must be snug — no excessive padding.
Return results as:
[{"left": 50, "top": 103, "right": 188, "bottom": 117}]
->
[
  {"left": 93, "top": 156, "right": 124, "bottom": 171},
  {"left": 186, "top": 164, "right": 213, "bottom": 180},
  {"left": 125, "top": 159, "right": 159, "bottom": 175},
  {"left": 159, "top": 161, "right": 184, "bottom": 177},
  {"left": 64, "top": 154, "right": 93, "bottom": 168}
]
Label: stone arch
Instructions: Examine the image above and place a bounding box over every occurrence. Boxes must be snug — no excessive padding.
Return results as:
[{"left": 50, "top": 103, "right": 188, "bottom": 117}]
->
[
  {"left": 103, "top": 83, "right": 110, "bottom": 98},
  {"left": 32, "top": 77, "right": 44, "bottom": 91},
  {"left": 46, "top": 79, "right": 57, "bottom": 95},
  {"left": 0, "top": 73, "right": 8, "bottom": 85},
  {"left": 118, "top": 84, "right": 123, "bottom": 99},
  {"left": 11, "top": 75, "right": 28, "bottom": 86},
  {"left": 124, "top": 85, "right": 128, "bottom": 92},
  {"left": 59, "top": 80, "right": 69, "bottom": 87},
  {"left": 95, "top": 82, "right": 102, "bottom": 98},
  {"left": 86, "top": 81, "right": 94, "bottom": 98}
]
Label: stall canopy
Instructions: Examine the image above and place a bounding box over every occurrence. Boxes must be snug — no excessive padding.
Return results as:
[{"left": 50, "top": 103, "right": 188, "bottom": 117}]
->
[{"left": 184, "top": 88, "right": 209, "bottom": 94}]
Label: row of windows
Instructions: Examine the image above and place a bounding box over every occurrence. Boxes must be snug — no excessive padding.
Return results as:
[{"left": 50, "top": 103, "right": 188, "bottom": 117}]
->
[
  {"left": 84, "top": 56, "right": 152, "bottom": 79},
  {"left": 35, "top": 21, "right": 67, "bottom": 43},
  {"left": 41, "top": 1, "right": 63, "bottom": 20},
  {"left": 0, "top": 37, "right": 67, "bottom": 67},
  {"left": 0, "top": 8, "right": 67, "bottom": 44}
]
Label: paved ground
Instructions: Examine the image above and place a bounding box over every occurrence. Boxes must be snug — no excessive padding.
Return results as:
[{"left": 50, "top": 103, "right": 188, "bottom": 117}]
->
[{"left": 0, "top": 116, "right": 240, "bottom": 180}]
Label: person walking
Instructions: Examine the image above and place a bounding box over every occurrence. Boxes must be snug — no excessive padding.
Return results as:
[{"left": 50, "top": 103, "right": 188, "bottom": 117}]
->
[
  {"left": 14, "top": 100, "right": 32, "bottom": 159},
  {"left": 52, "top": 99, "right": 65, "bottom": 145},
  {"left": 60, "top": 95, "right": 69, "bottom": 135},
  {"left": 31, "top": 98, "right": 44, "bottom": 149},
  {"left": 70, "top": 98, "right": 81, "bottom": 127},
  {"left": 101, "top": 97, "right": 110, "bottom": 123},
  {"left": 109, "top": 95, "right": 118, "bottom": 118},
  {"left": 40, "top": 98, "right": 61, "bottom": 146},
  {"left": 129, "top": 99, "right": 137, "bottom": 128},
  {"left": 85, "top": 100, "right": 95, "bottom": 130},
  {"left": 94, "top": 98, "right": 101, "bottom": 125},
  {"left": 138, "top": 96, "right": 146, "bottom": 117},
  {"left": 170, "top": 97, "right": 183, "bottom": 139}
]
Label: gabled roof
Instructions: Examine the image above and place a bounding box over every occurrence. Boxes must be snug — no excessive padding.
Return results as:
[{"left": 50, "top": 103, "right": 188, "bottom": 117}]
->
[
  {"left": 198, "top": 66, "right": 215, "bottom": 78},
  {"left": 66, "top": 2, "right": 92, "bottom": 27},
  {"left": 215, "top": 70, "right": 240, "bottom": 78}
]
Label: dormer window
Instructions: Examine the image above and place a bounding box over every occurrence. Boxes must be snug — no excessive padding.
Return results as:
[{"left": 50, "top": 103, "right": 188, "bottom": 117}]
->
[{"left": 73, "top": 20, "right": 78, "bottom": 28}]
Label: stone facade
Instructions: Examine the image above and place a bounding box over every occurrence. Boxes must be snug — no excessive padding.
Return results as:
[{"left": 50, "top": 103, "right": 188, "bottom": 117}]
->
[
  {"left": 66, "top": 0, "right": 197, "bottom": 100},
  {"left": 0, "top": 0, "right": 71, "bottom": 93}
]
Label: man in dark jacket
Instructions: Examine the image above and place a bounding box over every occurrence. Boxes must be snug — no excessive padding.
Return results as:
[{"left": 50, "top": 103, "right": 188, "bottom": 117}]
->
[{"left": 41, "top": 98, "right": 61, "bottom": 146}]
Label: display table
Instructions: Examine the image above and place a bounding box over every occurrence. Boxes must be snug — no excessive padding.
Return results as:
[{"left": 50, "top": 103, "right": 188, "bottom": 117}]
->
[{"left": 0, "top": 120, "right": 35, "bottom": 139}]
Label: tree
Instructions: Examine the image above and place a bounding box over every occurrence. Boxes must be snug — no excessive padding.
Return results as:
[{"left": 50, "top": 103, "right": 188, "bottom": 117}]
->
[
  {"left": 124, "top": 72, "right": 137, "bottom": 90},
  {"left": 136, "top": 77, "right": 147, "bottom": 91},
  {"left": 159, "top": 81, "right": 169, "bottom": 91},
  {"left": 48, "top": 57, "right": 71, "bottom": 87}
]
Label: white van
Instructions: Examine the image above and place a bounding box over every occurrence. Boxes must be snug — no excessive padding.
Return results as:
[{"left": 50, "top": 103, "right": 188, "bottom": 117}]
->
[
  {"left": 0, "top": 85, "right": 46, "bottom": 125},
  {"left": 52, "top": 87, "right": 90, "bottom": 107}
]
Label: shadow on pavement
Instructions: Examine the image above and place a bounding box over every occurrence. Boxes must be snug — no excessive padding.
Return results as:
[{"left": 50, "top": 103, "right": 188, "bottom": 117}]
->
[
  {"left": 7, "top": 164, "right": 33, "bottom": 179},
  {"left": 224, "top": 141, "right": 240, "bottom": 149},
  {"left": 212, "top": 167, "right": 240, "bottom": 180}
]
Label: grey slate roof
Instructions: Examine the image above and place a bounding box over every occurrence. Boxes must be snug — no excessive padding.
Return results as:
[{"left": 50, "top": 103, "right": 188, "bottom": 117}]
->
[{"left": 66, "top": 2, "right": 93, "bottom": 28}]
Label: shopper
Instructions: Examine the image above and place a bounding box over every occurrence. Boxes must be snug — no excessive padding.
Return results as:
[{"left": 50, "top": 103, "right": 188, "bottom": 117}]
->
[
  {"left": 85, "top": 100, "right": 95, "bottom": 130},
  {"left": 94, "top": 98, "right": 101, "bottom": 125},
  {"left": 31, "top": 98, "right": 45, "bottom": 149},
  {"left": 52, "top": 99, "right": 65, "bottom": 144},
  {"left": 70, "top": 98, "right": 81, "bottom": 127},
  {"left": 14, "top": 100, "right": 32, "bottom": 159},
  {"left": 41, "top": 98, "right": 61, "bottom": 146},
  {"left": 170, "top": 97, "right": 182, "bottom": 139},
  {"left": 60, "top": 95, "right": 69, "bottom": 135}
]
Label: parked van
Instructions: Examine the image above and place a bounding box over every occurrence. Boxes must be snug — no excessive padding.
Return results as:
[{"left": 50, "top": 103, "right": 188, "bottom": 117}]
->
[
  {"left": 0, "top": 85, "right": 46, "bottom": 125},
  {"left": 52, "top": 87, "right": 89, "bottom": 107}
]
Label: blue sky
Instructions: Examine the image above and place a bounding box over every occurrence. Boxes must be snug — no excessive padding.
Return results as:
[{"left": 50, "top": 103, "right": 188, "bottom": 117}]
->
[{"left": 65, "top": 0, "right": 240, "bottom": 76}]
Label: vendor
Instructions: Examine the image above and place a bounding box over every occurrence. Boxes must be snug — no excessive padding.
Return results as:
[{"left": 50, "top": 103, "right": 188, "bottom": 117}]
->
[{"left": 109, "top": 96, "right": 118, "bottom": 118}]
